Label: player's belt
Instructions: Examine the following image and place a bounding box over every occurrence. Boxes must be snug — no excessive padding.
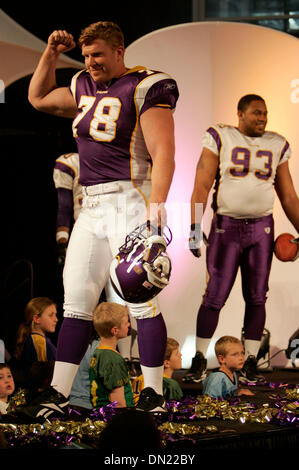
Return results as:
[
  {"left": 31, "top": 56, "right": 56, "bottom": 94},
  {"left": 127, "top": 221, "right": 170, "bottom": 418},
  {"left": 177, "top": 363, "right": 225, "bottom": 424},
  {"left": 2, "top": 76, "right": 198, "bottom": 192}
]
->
[
  {"left": 216, "top": 214, "right": 273, "bottom": 224},
  {"left": 82, "top": 180, "right": 147, "bottom": 196},
  {"left": 82, "top": 181, "right": 121, "bottom": 196}
]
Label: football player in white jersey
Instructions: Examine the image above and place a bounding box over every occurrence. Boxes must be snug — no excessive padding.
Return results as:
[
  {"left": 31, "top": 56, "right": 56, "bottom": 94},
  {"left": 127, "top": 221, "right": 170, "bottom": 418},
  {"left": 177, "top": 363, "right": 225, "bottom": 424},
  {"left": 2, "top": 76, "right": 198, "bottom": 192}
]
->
[
  {"left": 53, "top": 152, "right": 82, "bottom": 264},
  {"left": 185, "top": 94, "right": 299, "bottom": 384}
]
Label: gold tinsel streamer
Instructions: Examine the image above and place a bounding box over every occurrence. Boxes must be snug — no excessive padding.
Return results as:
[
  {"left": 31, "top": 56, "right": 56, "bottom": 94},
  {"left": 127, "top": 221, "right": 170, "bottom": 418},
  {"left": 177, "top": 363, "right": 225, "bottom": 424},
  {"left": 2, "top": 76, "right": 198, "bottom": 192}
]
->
[
  {"left": 158, "top": 422, "right": 218, "bottom": 436},
  {"left": 1, "top": 387, "right": 297, "bottom": 445},
  {"left": 6, "top": 389, "right": 27, "bottom": 413},
  {"left": 193, "top": 395, "right": 276, "bottom": 423},
  {"left": 284, "top": 388, "right": 299, "bottom": 401},
  {"left": 0, "top": 418, "right": 106, "bottom": 442}
]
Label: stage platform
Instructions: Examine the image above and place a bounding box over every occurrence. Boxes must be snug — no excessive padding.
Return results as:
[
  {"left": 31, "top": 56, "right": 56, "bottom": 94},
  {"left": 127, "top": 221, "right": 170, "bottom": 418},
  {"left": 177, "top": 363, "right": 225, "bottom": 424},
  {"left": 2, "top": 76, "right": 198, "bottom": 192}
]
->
[
  {"left": 170, "top": 367, "right": 299, "bottom": 452},
  {"left": 0, "top": 367, "right": 298, "bottom": 464}
]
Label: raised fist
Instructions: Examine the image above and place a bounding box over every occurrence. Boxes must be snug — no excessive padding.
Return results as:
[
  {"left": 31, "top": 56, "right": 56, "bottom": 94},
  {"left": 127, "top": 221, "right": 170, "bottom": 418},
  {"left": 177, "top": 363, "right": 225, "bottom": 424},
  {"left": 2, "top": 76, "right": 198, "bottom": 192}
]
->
[{"left": 48, "top": 30, "right": 76, "bottom": 54}]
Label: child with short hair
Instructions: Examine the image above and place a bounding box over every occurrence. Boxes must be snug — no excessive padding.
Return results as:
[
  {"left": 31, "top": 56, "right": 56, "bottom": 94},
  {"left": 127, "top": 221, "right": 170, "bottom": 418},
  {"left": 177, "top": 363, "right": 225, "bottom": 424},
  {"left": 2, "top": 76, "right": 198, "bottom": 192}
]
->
[
  {"left": 203, "top": 336, "right": 255, "bottom": 399},
  {"left": 0, "top": 364, "right": 15, "bottom": 414},
  {"left": 132, "top": 338, "right": 183, "bottom": 402},
  {"left": 89, "top": 302, "right": 134, "bottom": 408},
  {"left": 163, "top": 338, "right": 183, "bottom": 400}
]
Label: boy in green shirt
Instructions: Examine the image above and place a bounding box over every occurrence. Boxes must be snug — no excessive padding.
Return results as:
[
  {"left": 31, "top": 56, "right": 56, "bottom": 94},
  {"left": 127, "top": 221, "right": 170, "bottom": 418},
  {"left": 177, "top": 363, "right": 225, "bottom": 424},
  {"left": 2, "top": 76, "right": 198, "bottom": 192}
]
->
[
  {"left": 132, "top": 338, "right": 183, "bottom": 402},
  {"left": 89, "top": 302, "right": 134, "bottom": 408}
]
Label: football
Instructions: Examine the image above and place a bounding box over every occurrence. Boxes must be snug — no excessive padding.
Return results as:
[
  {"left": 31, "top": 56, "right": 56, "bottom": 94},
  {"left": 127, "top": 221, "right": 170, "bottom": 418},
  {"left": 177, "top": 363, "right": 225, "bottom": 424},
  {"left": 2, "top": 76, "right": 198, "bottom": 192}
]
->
[{"left": 274, "top": 233, "right": 298, "bottom": 262}]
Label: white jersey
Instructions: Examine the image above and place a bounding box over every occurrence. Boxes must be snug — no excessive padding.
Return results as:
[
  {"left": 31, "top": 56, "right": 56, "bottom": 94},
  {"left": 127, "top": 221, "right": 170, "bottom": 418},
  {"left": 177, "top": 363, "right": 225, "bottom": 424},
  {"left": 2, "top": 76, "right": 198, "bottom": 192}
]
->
[
  {"left": 53, "top": 153, "right": 83, "bottom": 221},
  {"left": 202, "top": 124, "right": 291, "bottom": 218}
]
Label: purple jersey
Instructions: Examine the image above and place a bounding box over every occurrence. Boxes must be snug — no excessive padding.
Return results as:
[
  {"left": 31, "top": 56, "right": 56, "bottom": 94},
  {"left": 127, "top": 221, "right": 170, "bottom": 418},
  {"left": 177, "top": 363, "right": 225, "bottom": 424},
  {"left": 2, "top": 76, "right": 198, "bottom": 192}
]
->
[{"left": 70, "top": 66, "right": 179, "bottom": 186}]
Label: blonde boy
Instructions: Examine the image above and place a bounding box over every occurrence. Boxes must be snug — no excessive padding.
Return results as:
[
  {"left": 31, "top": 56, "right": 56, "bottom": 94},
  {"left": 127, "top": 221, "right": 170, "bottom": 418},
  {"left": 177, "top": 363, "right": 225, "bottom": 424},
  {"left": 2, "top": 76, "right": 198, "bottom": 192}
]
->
[
  {"left": 89, "top": 302, "right": 134, "bottom": 408},
  {"left": 132, "top": 338, "right": 183, "bottom": 402},
  {"left": 203, "top": 336, "right": 254, "bottom": 399},
  {"left": 163, "top": 338, "right": 183, "bottom": 400}
]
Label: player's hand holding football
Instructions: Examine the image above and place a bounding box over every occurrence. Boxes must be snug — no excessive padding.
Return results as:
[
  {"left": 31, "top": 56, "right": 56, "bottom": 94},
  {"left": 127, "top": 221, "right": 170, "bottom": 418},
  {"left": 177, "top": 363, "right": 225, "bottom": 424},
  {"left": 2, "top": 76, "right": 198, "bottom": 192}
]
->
[{"left": 48, "top": 30, "right": 76, "bottom": 54}]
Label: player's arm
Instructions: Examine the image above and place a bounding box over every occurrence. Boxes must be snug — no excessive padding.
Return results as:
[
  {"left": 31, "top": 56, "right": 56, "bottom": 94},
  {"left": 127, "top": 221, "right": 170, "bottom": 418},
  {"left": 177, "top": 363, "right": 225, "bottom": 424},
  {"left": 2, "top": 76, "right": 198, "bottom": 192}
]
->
[
  {"left": 189, "top": 148, "right": 218, "bottom": 257},
  {"left": 28, "top": 30, "right": 77, "bottom": 118},
  {"left": 55, "top": 187, "right": 74, "bottom": 242},
  {"left": 140, "top": 107, "right": 175, "bottom": 224},
  {"left": 109, "top": 386, "right": 127, "bottom": 407},
  {"left": 274, "top": 160, "right": 299, "bottom": 233},
  {"left": 190, "top": 147, "right": 218, "bottom": 225}
]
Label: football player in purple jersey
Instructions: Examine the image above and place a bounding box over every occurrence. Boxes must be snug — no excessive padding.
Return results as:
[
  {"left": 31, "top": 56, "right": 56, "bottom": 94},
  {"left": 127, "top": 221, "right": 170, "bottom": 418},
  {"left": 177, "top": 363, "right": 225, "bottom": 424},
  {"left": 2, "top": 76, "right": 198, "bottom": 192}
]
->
[
  {"left": 18, "top": 21, "right": 179, "bottom": 419},
  {"left": 185, "top": 94, "right": 299, "bottom": 384}
]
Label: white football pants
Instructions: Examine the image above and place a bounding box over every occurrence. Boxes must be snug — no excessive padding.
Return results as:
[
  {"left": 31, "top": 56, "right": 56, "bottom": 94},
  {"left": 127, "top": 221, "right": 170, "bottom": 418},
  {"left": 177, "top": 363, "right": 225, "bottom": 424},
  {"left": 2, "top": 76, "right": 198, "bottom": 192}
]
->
[{"left": 63, "top": 179, "right": 160, "bottom": 320}]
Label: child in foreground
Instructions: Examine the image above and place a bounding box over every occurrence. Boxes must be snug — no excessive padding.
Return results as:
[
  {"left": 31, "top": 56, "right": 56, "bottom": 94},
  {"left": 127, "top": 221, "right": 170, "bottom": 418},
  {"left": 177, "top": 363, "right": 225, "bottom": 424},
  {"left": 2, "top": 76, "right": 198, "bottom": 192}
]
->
[
  {"left": 89, "top": 302, "right": 134, "bottom": 408},
  {"left": 14, "top": 297, "right": 58, "bottom": 364},
  {"left": 203, "top": 336, "right": 255, "bottom": 399},
  {"left": 0, "top": 364, "right": 15, "bottom": 414},
  {"left": 162, "top": 338, "right": 183, "bottom": 400},
  {"left": 132, "top": 337, "right": 183, "bottom": 403}
]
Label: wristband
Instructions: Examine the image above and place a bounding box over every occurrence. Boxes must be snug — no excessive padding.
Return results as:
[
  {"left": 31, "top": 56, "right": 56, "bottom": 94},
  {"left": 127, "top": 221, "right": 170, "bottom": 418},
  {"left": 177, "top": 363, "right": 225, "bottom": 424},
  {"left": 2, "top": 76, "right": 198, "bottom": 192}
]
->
[{"left": 56, "top": 230, "right": 69, "bottom": 242}]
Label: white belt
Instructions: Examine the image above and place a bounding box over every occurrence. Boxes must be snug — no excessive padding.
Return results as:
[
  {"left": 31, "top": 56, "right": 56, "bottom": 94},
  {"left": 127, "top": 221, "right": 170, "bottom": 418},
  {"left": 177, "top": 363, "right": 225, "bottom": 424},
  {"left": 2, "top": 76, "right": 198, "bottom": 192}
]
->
[
  {"left": 82, "top": 181, "right": 121, "bottom": 196},
  {"left": 82, "top": 180, "right": 147, "bottom": 196}
]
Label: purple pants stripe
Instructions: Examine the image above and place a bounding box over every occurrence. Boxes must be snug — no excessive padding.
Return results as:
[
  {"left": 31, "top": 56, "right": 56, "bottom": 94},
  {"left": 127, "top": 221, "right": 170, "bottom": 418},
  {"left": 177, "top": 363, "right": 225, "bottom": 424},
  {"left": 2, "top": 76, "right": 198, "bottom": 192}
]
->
[
  {"left": 136, "top": 314, "right": 167, "bottom": 367},
  {"left": 56, "top": 318, "right": 92, "bottom": 364},
  {"left": 197, "top": 214, "right": 274, "bottom": 341}
]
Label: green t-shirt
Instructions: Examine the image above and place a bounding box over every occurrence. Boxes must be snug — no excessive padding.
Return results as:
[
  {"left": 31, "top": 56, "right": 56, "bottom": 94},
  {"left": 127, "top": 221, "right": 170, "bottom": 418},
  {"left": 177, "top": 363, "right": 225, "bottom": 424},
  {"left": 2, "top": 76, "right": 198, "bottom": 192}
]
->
[
  {"left": 163, "top": 376, "right": 183, "bottom": 401},
  {"left": 89, "top": 346, "right": 134, "bottom": 408}
]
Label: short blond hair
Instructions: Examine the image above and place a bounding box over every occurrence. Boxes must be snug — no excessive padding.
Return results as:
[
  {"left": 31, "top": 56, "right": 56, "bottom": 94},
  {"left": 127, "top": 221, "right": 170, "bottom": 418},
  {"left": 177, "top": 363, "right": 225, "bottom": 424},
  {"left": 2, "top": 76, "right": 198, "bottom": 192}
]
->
[
  {"left": 215, "top": 336, "right": 242, "bottom": 359},
  {"left": 78, "top": 21, "right": 124, "bottom": 49},
  {"left": 164, "top": 338, "right": 179, "bottom": 361},
  {"left": 93, "top": 302, "right": 128, "bottom": 338}
]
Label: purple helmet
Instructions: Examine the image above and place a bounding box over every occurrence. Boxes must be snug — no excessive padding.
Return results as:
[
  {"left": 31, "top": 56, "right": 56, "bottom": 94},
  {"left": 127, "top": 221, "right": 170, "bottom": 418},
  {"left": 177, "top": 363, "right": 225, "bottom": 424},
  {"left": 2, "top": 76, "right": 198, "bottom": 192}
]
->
[{"left": 110, "top": 223, "right": 172, "bottom": 304}]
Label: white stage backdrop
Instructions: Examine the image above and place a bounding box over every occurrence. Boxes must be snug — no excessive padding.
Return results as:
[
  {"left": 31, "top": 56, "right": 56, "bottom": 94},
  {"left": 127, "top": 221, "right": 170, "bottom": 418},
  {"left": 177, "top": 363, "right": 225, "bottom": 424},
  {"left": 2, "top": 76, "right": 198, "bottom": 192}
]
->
[{"left": 126, "top": 22, "right": 299, "bottom": 368}]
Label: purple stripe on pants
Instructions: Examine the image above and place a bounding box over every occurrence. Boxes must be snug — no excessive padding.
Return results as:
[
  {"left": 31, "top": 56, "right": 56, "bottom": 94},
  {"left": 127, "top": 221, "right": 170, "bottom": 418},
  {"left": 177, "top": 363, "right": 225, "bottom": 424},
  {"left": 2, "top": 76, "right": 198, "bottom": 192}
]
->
[{"left": 197, "top": 214, "right": 274, "bottom": 340}]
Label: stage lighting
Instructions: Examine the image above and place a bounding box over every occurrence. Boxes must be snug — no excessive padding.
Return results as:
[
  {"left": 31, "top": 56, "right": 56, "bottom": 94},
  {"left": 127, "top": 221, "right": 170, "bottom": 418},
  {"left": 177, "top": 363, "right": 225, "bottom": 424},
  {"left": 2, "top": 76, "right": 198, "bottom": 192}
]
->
[{"left": 285, "top": 328, "right": 299, "bottom": 366}]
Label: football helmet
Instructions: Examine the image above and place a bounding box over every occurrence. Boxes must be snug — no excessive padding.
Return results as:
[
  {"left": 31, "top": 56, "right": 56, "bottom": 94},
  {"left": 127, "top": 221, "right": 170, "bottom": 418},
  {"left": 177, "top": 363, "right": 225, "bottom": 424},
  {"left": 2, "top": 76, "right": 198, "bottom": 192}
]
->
[{"left": 110, "top": 223, "right": 172, "bottom": 303}]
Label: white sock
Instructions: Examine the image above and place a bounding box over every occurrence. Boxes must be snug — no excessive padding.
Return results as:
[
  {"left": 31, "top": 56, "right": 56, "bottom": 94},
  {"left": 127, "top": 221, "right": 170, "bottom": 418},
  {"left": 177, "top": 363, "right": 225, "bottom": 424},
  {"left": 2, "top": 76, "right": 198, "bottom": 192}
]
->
[
  {"left": 196, "top": 337, "right": 211, "bottom": 358},
  {"left": 117, "top": 336, "right": 131, "bottom": 360},
  {"left": 141, "top": 365, "right": 164, "bottom": 396},
  {"left": 244, "top": 339, "right": 261, "bottom": 359},
  {"left": 51, "top": 361, "right": 79, "bottom": 398}
]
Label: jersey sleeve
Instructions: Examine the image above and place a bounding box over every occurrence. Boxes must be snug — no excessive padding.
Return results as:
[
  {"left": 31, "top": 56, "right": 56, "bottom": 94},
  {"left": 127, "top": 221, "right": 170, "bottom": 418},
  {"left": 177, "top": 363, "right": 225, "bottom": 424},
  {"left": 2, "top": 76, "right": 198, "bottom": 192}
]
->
[
  {"left": 31, "top": 334, "right": 47, "bottom": 362},
  {"left": 53, "top": 158, "right": 77, "bottom": 190},
  {"left": 70, "top": 69, "right": 86, "bottom": 105},
  {"left": 278, "top": 139, "right": 291, "bottom": 166},
  {"left": 202, "top": 126, "right": 222, "bottom": 156},
  {"left": 140, "top": 78, "right": 179, "bottom": 115},
  {"left": 134, "top": 72, "right": 179, "bottom": 117}
]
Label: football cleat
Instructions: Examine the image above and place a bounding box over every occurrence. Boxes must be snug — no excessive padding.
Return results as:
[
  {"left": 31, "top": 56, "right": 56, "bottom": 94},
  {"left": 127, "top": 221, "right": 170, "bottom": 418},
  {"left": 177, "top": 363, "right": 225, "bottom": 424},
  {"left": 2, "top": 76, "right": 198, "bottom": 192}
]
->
[
  {"left": 13, "top": 386, "right": 69, "bottom": 421},
  {"left": 110, "top": 223, "right": 172, "bottom": 303},
  {"left": 182, "top": 351, "right": 207, "bottom": 383},
  {"left": 136, "top": 387, "right": 166, "bottom": 413},
  {"left": 239, "top": 355, "right": 265, "bottom": 384}
]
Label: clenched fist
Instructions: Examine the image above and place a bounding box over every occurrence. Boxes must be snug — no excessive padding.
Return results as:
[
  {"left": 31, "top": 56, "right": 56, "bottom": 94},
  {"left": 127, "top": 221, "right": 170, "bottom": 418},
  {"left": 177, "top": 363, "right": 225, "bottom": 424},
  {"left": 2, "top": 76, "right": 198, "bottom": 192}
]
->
[{"left": 48, "top": 30, "right": 76, "bottom": 54}]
